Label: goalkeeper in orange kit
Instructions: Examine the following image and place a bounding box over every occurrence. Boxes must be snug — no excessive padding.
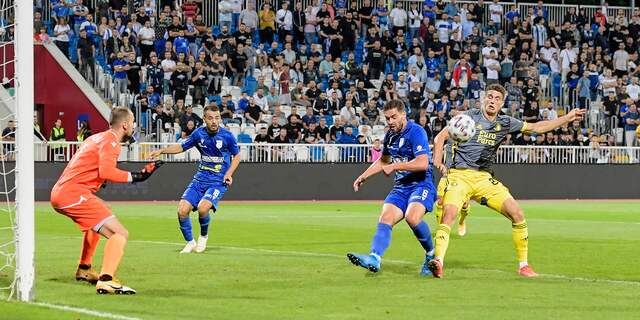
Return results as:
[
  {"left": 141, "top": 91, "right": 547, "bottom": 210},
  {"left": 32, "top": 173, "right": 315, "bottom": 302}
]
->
[{"left": 50, "top": 107, "right": 163, "bottom": 294}]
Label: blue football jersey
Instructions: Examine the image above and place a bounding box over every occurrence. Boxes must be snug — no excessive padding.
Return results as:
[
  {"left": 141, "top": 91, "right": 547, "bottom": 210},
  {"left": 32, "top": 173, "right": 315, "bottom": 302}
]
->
[
  {"left": 382, "top": 121, "right": 433, "bottom": 185},
  {"left": 181, "top": 127, "right": 239, "bottom": 182}
]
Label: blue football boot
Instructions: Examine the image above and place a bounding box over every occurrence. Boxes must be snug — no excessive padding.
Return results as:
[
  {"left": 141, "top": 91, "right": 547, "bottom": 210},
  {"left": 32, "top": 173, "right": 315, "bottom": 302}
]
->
[
  {"left": 347, "top": 253, "right": 380, "bottom": 273},
  {"left": 420, "top": 254, "right": 434, "bottom": 276}
]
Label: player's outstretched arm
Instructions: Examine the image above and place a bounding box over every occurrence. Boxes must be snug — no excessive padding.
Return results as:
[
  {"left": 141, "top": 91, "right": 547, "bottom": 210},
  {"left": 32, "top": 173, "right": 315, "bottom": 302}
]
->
[
  {"left": 353, "top": 155, "right": 390, "bottom": 192},
  {"left": 525, "top": 108, "right": 586, "bottom": 134},
  {"left": 148, "top": 144, "right": 185, "bottom": 159},
  {"left": 432, "top": 128, "right": 449, "bottom": 175}
]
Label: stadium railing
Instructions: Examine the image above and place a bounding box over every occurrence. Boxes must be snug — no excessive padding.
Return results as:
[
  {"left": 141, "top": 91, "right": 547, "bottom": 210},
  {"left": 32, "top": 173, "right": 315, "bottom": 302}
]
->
[
  {"left": 39, "top": 1, "right": 635, "bottom": 38},
  {"left": 5, "top": 141, "right": 640, "bottom": 164}
]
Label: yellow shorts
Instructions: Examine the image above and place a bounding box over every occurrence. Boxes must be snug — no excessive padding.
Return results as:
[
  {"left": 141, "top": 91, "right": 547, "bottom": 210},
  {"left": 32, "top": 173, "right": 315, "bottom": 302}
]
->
[{"left": 442, "top": 168, "right": 513, "bottom": 212}]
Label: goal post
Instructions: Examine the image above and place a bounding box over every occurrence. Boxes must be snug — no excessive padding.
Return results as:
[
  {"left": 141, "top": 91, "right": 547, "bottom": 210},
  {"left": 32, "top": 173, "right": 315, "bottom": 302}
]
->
[{"left": 15, "top": 0, "right": 35, "bottom": 302}]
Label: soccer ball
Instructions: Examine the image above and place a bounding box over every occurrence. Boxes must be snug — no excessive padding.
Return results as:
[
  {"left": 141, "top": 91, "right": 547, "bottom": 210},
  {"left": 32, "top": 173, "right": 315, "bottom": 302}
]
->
[{"left": 448, "top": 114, "right": 476, "bottom": 143}]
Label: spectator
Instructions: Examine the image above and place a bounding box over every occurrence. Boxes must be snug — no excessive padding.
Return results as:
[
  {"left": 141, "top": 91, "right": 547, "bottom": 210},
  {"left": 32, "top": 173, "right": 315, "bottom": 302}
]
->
[
  {"left": 624, "top": 103, "right": 639, "bottom": 161},
  {"left": 77, "top": 29, "right": 95, "bottom": 82},
  {"left": 272, "top": 127, "right": 291, "bottom": 143},
  {"left": 255, "top": 127, "right": 272, "bottom": 143},
  {"left": 259, "top": 3, "right": 276, "bottom": 45},
  {"left": 49, "top": 118, "right": 66, "bottom": 158},
  {"left": 360, "top": 100, "right": 381, "bottom": 126},
  {"left": 180, "top": 105, "right": 203, "bottom": 132},
  {"left": 2, "top": 120, "right": 15, "bottom": 160},
  {"left": 284, "top": 114, "right": 303, "bottom": 143},
  {"left": 241, "top": 2, "right": 259, "bottom": 40},
  {"left": 54, "top": 17, "right": 71, "bottom": 58},
  {"left": 245, "top": 97, "right": 264, "bottom": 125},
  {"left": 337, "top": 126, "right": 357, "bottom": 144}
]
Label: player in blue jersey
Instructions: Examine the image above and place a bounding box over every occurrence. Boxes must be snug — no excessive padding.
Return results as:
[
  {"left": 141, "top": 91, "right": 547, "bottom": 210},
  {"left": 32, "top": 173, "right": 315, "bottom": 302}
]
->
[
  {"left": 150, "top": 105, "right": 240, "bottom": 253},
  {"left": 347, "top": 100, "right": 437, "bottom": 276}
]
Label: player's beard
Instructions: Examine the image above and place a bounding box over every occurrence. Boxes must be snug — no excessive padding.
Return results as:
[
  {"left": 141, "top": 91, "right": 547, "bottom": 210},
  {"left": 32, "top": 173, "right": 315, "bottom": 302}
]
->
[
  {"left": 206, "top": 125, "right": 219, "bottom": 135},
  {"left": 121, "top": 132, "right": 136, "bottom": 144}
]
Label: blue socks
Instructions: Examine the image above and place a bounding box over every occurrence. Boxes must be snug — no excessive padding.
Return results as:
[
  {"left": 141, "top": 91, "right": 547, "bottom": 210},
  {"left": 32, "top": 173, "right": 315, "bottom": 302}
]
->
[
  {"left": 178, "top": 216, "right": 193, "bottom": 242},
  {"left": 411, "top": 221, "right": 434, "bottom": 254},
  {"left": 199, "top": 214, "right": 211, "bottom": 237},
  {"left": 370, "top": 223, "right": 393, "bottom": 258}
]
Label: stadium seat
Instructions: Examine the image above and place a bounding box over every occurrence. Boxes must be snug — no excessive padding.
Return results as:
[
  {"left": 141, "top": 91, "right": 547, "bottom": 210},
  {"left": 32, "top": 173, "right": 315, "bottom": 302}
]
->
[
  {"left": 296, "top": 105, "right": 307, "bottom": 114},
  {"left": 230, "top": 86, "right": 242, "bottom": 100},
  {"left": 261, "top": 114, "right": 272, "bottom": 125},
  {"left": 192, "top": 105, "right": 204, "bottom": 118},
  {"left": 372, "top": 125, "right": 385, "bottom": 137},
  {"left": 370, "top": 79, "right": 382, "bottom": 89},
  {"left": 324, "top": 115, "right": 333, "bottom": 126},
  {"left": 237, "top": 133, "right": 253, "bottom": 143},
  {"left": 227, "top": 123, "right": 241, "bottom": 137},
  {"left": 326, "top": 146, "right": 340, "bottom": 162},
  {"left": 280, "top": 105, "right": 292, "bottom": 118},
  {"left": 358, "top": 125, "right": 372, "bottom": 137},
  {"left": 222, "top": 77, "right": 231, "bottom": 87},
  {"left": 332, "top": 115, "right": 341, "bottom": 125},
  {"left": 256, "top": 123, "right": 269, "bottom": 131},
  {"left": 243, "top": 124, "right": 256, "bottom": 137},
  {"left": 239, "top": 145, "right": 250, "bottom": 161},
  {"left": 295, "top": 146, "right": 309, "bottom": 162}
]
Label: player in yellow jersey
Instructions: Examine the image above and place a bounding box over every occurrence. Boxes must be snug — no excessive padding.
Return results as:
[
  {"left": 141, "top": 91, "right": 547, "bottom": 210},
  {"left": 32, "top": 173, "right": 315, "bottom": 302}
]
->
[
  {"left": 428, "top": 84, "right": 585, "bottom": 278},
  {"left": 435, "top": 139, "right": 471, "bottom": 236}
]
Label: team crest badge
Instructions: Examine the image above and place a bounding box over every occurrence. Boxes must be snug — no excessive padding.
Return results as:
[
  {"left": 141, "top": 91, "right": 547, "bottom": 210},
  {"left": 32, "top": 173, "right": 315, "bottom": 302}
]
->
[
  {"left": 399, "top": 138, "right": 405, "bottom": 148},
  {"left": 495, "top": 123, "right": 501, "bottom": 131},
  {"left": 216, "top": 140, "right": 223, "bottom": 149},
  {"left": 475, "top": 123, "right": 483, "bottom": 130}
]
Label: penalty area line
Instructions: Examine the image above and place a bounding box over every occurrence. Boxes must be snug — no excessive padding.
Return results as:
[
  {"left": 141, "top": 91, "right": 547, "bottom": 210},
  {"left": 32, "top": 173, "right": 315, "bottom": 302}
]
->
[
  {"left": 132, "top": 240, "right": 640, "bottom": 287},
  {"left": 30, "top": 302, "right": 142, "bottom": 320}
]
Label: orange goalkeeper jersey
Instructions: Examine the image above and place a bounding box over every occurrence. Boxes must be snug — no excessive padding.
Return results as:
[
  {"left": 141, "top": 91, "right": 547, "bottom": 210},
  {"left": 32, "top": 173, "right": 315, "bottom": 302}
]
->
[{"left": 53, "top": 130, "right": 130, "bottom": 194}]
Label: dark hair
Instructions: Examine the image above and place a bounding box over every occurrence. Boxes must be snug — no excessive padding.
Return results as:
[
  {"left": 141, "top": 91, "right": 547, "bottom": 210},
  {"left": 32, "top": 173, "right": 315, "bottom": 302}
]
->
[
  {"left": 204, "top": 105, "right": 220, "bottom": 114},
  {"left": 383, "top": 99, "right": 406, "bottom": 113},
  {"left": 486, "top": 83, "right": 507, "bottom": 99},
  {"left": 109, "top": 107, "right": 132, "bottom": 126}
]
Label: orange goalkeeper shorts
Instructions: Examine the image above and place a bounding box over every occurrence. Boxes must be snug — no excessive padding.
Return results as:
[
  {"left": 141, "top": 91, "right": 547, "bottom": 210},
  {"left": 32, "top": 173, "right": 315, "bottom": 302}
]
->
[{"left": 50, "top": 186, "right": 114, "bottom": 232}]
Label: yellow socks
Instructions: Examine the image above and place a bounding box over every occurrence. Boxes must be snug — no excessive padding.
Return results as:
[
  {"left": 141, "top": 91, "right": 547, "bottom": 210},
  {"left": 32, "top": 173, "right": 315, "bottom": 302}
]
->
[
  {"left": 511, "top": 220, "right": 529, "bottom": 266},
  {"left": 434, "top": 224, "right": 452, "bottom": 261}
]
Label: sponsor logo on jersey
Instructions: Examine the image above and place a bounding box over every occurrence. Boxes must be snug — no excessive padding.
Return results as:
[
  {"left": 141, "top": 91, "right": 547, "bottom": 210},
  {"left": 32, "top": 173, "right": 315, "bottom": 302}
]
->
[{"left": 201, "top": 156, "right": 225, "bottom": 163}]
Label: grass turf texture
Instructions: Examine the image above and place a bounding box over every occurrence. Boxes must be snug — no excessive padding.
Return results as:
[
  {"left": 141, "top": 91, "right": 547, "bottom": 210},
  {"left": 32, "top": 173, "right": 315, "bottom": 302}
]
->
[{"left": 1, "top": 201, "right": 639, "bottom": 319}]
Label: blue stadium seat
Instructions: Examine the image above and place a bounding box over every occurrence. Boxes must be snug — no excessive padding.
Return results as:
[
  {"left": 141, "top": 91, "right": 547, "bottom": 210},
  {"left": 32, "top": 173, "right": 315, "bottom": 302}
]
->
[
  {"left": 324, "top": 115, "right": 333, "bottom": 126},
  {"left": 237, "top": 133, "right": 253, "bottom": 143},
  {"left": 244, "top": 76, "right": 257, "bottom": 96}
]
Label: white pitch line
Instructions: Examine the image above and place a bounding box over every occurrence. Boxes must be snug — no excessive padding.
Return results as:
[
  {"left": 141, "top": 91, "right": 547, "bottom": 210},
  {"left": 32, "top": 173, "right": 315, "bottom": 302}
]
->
[
  {"left": 132, "top": 239, "right": 640, "bottom": 286},
  {"left": 30, "top": 302, "right": 141, "bottom": 320}
]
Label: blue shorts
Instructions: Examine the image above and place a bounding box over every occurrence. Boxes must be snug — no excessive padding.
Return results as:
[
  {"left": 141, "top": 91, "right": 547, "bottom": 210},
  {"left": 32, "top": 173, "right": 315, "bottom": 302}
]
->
[
  {"left": 384, "top": 183, "right": 437, "bottom": 214},
  {"left": 181, "top": 179, "right": 227, "bottom": 212}
]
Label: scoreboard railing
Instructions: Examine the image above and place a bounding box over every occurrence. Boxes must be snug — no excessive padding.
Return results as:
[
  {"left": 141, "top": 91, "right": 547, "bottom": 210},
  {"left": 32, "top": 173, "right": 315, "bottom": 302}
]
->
[{"left": 4, "top": 141, "right": 639, "bottom": 164}]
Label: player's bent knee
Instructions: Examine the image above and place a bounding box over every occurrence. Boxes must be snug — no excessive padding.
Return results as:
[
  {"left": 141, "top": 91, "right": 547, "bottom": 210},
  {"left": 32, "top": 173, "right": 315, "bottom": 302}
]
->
[
  {"left": 405, "top": 213, "right": 422, "bottom": 227},
  {"left": 197, "top": 206, "right": 211, "bottom": 216},
  {"left": 502, "top": 199, "right": 525, "bottom": 223}
]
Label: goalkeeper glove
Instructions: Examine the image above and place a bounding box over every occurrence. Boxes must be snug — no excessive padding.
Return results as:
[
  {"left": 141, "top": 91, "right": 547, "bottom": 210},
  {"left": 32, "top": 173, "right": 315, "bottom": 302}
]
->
[{"left": 131, "top": 160, "right": 164, "bottom": 183}]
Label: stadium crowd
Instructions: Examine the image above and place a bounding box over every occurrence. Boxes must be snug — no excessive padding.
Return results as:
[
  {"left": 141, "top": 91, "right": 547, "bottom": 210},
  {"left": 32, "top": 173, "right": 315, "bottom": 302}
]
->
[{"left": 32, "top": 0, "right": 640, "bottom": 158}]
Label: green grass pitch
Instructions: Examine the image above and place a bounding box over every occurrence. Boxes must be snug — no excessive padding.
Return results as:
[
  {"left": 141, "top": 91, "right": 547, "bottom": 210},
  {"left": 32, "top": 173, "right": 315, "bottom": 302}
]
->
[{"left": 1, "top": 201, "right": 639, "bottom": 319}]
